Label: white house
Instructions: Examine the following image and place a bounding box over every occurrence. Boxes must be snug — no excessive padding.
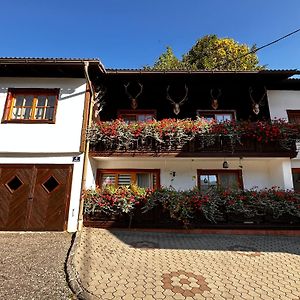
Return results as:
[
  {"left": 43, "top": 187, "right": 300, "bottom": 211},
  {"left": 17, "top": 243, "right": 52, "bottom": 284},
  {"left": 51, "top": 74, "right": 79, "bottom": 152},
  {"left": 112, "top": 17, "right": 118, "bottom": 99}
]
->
[
  {"left": 0, "top": 59, "right": 299, "bottom": 231},
  {"left": 0, "top": 57, "right": 104, "bottom": 232},
  {"left": 85, "top": 69, "right": 300, "bottom": 200}
]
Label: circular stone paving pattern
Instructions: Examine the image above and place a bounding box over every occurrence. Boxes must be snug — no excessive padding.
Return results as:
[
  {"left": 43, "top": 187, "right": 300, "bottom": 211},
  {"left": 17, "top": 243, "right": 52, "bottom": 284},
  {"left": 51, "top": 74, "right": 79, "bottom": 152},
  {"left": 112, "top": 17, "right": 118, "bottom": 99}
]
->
[{"left": 161, "top": 270, "right": 210, "bottom": 297}]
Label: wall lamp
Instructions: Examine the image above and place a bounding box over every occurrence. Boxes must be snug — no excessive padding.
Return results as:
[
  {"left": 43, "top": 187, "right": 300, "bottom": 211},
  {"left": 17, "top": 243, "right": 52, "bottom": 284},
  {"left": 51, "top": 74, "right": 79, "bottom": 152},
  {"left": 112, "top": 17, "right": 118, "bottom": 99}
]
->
[{"left": 223, "top": 160, "right": 229, "bottom": 169}]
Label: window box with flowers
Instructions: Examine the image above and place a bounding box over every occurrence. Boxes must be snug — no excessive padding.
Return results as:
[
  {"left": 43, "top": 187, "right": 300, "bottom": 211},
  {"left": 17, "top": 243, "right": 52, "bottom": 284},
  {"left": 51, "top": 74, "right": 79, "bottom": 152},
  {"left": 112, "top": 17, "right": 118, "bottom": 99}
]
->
[
  {"left": 82, "top": 184, "right": 154, "bottom": 228},
  {"left": 87, "top": 118, "right": 300, "bottom": 156},
  {"left": 82, "top": 186, "right": 300, "bottom": 229}
]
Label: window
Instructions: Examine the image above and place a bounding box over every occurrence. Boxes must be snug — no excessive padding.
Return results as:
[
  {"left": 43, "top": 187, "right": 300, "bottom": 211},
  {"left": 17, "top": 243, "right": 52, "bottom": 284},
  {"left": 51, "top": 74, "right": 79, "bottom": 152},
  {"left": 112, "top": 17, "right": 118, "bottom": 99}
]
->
[
  {"left": 287, "top": 110, "right": 300, "bottom": 124},
  {"left": 2, "top": 88, "right": 59, "bottom": 123},
  {"left": 97, "top": 169, "right": 160, "bottom": 189},
  {"left": 292, "top": 169, "right": 300, "bottom": 192},
  {"left": 118, "top": 110, "right": 156, "bottom": 123},
  {"left": 197, "top": 110, "right": 236, "bottom": 123},
  {"left": 197, "top": 169, "right": 243, "bottom": 192}
]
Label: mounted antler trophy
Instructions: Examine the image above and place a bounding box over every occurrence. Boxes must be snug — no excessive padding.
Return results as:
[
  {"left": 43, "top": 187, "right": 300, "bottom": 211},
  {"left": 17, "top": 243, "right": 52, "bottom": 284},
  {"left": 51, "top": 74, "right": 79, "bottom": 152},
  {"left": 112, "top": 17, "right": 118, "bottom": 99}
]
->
[
  {"left": 124, "top": 82, "right": 143, "bottom": 109},
  {"left": 249, "top": 86, "right": 267, "bottom": 115},
  {"left": 166, "top": 84, "right": 188, "bottom": 115},
  {"left": 210, "top": 88, "right": 222, "bottom": 110},
  {"left": 93, "top": 85, "right": 106, "bottom": 118}
]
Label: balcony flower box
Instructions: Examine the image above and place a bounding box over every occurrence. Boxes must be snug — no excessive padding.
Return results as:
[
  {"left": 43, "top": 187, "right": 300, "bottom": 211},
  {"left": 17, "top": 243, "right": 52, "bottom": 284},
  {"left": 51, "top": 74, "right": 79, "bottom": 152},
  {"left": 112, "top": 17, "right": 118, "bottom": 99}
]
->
[
  {"left": 87, "top": 118, "right": 300, "bottom": 156},
  {"left": 83, "top": 186, "right": 300, "bottom": 229}
]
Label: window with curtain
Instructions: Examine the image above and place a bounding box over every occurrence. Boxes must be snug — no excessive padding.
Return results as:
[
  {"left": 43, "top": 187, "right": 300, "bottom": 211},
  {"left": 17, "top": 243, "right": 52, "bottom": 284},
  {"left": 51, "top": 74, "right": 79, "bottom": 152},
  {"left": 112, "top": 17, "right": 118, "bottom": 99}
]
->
[
  {"left": 118, "top": 110, "right": 156, "bottom": 123},
  {"left": 287, "top": 110, "right": 300, "bottom": 124},
  {"left": 98, "top": 169, "right": 160, "bottom": 189},
  {"left": 2, "top": 88, "right": 59, "bottom": 123},
  {"left": 198, "top": 170, "right": 242, "bottom": 192},
  {"left": 197, "top": 110, "right": 236, "bottom": 123}
]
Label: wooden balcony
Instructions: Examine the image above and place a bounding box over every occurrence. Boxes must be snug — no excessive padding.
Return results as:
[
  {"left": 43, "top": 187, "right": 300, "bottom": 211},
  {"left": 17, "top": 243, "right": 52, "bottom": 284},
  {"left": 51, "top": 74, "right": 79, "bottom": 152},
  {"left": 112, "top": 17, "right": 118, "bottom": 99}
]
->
[{"left": 89, "top": 135, "right": 297, "bottom": 158}]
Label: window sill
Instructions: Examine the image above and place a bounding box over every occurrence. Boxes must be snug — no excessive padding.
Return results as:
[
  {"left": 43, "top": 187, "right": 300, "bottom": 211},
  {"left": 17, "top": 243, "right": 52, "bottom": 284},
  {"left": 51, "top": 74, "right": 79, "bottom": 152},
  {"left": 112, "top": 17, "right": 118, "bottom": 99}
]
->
[{"left": 1, "top": 119, "right": 55, "bottom": 124}]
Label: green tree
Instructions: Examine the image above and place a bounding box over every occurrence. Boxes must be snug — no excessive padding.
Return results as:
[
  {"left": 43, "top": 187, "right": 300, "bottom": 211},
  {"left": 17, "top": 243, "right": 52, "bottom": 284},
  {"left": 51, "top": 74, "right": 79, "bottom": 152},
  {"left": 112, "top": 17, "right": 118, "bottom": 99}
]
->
[
  {"left": 147, "top": 35, "right": 264, "bottom": 71},
  {"left": 145, "top": 46, "right": 192, "bottom": 71}
]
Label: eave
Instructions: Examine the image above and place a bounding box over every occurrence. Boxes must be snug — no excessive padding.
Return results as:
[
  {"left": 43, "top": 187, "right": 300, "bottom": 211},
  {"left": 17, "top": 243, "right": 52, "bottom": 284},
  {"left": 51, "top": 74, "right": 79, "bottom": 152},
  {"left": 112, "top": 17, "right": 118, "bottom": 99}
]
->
[
  {"left": 105, "top": 68, "right": 300, "bottom": 81},
  {"left": 0, "top": 57, "right": 106, "bottom": 78}
]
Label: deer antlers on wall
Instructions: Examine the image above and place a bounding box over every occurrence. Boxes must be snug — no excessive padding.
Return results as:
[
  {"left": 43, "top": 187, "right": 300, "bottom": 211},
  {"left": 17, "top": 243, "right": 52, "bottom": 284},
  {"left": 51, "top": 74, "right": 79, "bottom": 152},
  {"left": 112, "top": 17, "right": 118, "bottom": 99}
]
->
[
  {"left": 166, "top": 84, "right": 188, "bottom": 115},
  {"left": 210, "top": 88, "right": 222, "bottom": 110},
  {"left": 249, "top": 86, "right": 267, "bottom": 115},
  {"left": 124, "top": 82, "right": 143, "bottom": 109},
  {"left": 93, "top": 85, "right": 106, "bottom": 118}
]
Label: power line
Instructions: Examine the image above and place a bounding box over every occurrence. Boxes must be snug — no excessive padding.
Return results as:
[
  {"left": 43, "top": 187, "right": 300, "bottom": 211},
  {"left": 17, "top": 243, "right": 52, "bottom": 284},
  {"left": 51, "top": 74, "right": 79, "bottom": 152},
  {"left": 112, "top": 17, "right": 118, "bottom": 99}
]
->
[
  {"left": 220, "top": 27, "right": 300, "bottom": 69},
  {"left": 252, "top": 28, "right": 300, "bottom": 54}
]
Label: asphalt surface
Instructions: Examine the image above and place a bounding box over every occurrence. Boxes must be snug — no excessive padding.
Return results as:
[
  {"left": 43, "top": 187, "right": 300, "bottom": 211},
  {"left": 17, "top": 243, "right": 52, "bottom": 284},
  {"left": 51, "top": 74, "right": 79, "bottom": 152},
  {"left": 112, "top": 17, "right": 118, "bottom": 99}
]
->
[{"left": 0, "top": 232, "right": 74, "bottom": 300}]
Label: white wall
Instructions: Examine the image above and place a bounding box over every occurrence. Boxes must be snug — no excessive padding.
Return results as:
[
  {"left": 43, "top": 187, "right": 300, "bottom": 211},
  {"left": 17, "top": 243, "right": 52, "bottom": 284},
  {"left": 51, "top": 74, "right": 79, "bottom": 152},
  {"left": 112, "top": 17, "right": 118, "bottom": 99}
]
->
[
  {"left": 0, "top": 155, "right": 84, "bottom": 232},
  {"left": 268, "top": 90, "right": 300, "bottom": 161},
  {"left": 268, "top": 90, "right": 300, "bottom": 120},
  {"left": 268, "top": 159, "right": 293, "bottom": 189},
  {"left": 86, "top": 157, "right": 293, "bottom": 191},
  {"left": 0, "top": 78, "right": 86, "bottom": 153},
  {"left": 0, "top": 77, "right": 87, "bottom": 232}
]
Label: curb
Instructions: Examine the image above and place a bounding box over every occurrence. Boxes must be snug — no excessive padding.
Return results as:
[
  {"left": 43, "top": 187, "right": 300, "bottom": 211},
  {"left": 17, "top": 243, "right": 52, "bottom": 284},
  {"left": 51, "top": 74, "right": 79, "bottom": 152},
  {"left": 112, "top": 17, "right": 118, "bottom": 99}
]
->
[
  {"left": 65, "top": 231, "right": 99, "bottom": 300},
  {"left": 108, "top": 227, "right": 300, "bottom": 236}
]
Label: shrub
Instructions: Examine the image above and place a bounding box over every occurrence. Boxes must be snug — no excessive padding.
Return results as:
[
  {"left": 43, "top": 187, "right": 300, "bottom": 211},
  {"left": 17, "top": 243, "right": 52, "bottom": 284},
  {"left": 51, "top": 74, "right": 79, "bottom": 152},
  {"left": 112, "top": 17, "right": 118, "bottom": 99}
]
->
[
  {"left": 83, "top": 186, "right": 300, "bottom": 225},
  {"left": 83, "top": 184, "right": 152, "bottom": 216}
]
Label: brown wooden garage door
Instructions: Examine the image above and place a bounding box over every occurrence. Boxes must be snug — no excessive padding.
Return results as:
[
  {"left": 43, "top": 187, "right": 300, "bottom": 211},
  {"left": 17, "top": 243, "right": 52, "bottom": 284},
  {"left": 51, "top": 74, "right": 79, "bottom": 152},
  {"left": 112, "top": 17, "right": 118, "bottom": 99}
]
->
[{"left": 0, "top": 165, "right": 73, "bottom": 231}]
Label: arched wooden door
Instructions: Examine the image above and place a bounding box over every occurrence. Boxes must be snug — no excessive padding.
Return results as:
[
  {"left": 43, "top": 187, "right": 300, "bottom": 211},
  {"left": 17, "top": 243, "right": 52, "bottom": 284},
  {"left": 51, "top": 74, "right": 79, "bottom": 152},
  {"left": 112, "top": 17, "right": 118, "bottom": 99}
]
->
[{"left": 0, "top": 165, "right": 73, "bottom": 231}]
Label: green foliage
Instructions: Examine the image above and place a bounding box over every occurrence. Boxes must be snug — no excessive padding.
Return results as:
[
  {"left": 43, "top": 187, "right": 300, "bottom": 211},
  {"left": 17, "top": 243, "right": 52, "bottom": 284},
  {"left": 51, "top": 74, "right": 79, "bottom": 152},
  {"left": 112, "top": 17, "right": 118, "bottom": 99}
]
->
[
  {"left": 83, "top": 184, "right": 151, "bottom": 216},
  {"left": 147, "top": 35, "right": 264, "bottom": 71},
  {"left": 87, "top": 118, "right": 300, "bottom": 151},
  {"left": 144, "top": 46, "right": 191, "bottom": 71},
  {"left": 143, "top": 187, "right": 222, "bottom": 225},
  {"left": 83, "top": 186, "right": 300, "bottom": 226}
]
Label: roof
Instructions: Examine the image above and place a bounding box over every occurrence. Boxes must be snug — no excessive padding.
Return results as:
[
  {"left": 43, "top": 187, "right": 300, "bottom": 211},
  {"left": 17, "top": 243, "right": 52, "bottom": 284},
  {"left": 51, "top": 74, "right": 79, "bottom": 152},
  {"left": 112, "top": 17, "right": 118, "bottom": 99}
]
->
[
  {"left": 0, "top": 57, "right": 100, "bottom": 62},
  {"left": 0, "top": 58, "right": 298, "bottom": 82},
  {"left": 104, "top": 68, "right": 300, "bottom": 83},
  {"left": 0, "top": 57, "right": 106, "bottom": 78},
  {"left": 106, "top": 68, "right": 299, "bottom": 75}
]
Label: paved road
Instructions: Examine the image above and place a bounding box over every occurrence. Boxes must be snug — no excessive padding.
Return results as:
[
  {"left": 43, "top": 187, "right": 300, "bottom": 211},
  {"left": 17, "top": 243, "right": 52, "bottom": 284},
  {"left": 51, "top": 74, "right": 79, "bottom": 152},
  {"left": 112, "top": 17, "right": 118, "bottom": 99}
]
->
[
  {"left": 0, "top": 232, "right": 74, "bottom": 300},
  {"left": 73, "top": 228, "right": 300, "bottom": 300}
]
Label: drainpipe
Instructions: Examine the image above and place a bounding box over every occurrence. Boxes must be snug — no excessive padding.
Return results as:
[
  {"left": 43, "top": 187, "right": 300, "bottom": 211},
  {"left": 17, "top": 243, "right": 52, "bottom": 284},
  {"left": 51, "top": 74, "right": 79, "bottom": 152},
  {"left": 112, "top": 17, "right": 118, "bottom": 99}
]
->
[{"left": 77, "top": 61, "right": 95, "bottom": 231}]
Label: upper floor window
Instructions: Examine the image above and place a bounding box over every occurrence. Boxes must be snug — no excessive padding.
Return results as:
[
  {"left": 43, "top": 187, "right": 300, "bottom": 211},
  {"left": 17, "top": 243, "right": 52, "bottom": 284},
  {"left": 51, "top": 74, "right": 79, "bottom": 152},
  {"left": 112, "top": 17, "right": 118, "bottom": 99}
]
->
[
  {"left": 2, "top": 88, "right": 59, "bottom": 123},
  {"left": 197, "top": 110, "right": 236, "bottom": 123},
  {"left": 118, "top": 109, "right": 156, "bottom": 123},
  {"left": 287, "top": 110, "right": 300, "bottom": 124}
]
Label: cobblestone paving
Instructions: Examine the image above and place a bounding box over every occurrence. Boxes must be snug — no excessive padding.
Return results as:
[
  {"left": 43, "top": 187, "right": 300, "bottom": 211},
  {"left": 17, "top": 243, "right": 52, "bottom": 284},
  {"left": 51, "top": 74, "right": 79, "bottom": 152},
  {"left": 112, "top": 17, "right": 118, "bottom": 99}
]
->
[
  {"left": 74, "top": 228, "right": 300, "bottom": 300},
  {"left": 0, "top": 232, "right": 74, "bottom": 300}
]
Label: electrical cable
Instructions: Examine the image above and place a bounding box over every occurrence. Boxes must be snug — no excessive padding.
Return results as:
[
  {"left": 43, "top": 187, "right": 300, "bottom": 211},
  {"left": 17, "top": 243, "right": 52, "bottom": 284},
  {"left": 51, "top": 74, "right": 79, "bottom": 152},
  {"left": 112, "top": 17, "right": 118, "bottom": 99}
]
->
[{"left": 219, "top": 27, "right": 300, "bottom": 70}]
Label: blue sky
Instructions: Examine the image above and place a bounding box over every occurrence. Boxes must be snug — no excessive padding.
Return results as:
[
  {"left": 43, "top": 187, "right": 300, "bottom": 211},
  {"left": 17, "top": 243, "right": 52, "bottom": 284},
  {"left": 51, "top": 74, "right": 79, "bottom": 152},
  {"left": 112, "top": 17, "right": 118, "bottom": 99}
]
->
[{"left": 1, "top": 0, "right": 300, "bottom": 70}]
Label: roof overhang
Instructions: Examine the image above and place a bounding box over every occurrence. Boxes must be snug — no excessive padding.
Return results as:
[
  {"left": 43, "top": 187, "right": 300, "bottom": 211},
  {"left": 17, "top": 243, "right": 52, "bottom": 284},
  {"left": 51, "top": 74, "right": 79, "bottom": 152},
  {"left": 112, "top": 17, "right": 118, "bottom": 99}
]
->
[
  {"left": 0, "top": 57, "right": 106, "bottom": 78},
  {"left": 105, "top": 68, "right": 300, "bottom": 81}
]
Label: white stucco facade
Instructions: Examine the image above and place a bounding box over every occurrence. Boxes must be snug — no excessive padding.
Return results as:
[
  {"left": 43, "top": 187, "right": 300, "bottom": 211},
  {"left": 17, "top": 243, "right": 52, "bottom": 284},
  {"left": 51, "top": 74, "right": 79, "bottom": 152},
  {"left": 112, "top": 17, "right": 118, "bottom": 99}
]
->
[
  {"left": 0, "top": 78, "right": 87, "bottom": 232},
  {"left": 267, "top": 90, "right": 300, "bottom": 120},
  {"left": 0, "top": 78, "right": 86, "bottom": 153},
  {"left": 86, "top": 157, "right": 293, "bottom": 191},
  {"left": 268, "top": 89, "right": 300, "bottom": 165}
]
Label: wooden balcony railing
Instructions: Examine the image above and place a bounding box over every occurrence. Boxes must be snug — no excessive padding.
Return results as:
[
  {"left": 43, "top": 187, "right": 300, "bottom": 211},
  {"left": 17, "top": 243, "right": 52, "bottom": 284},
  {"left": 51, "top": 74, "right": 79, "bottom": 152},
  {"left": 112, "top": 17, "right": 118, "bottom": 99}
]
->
[{"left": 89, "top": 135, "right": 297, "bottom": 158}]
